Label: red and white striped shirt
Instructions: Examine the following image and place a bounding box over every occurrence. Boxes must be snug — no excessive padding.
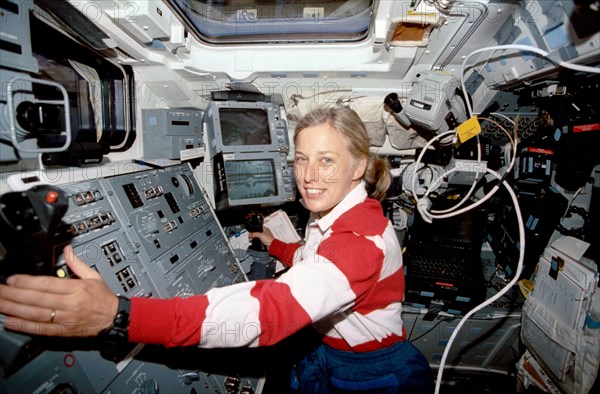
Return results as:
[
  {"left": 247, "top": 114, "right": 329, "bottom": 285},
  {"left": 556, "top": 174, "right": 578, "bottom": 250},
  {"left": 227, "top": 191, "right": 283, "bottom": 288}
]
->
[{"left": 130, "top": 182, "right": 405, "bottom": 352}]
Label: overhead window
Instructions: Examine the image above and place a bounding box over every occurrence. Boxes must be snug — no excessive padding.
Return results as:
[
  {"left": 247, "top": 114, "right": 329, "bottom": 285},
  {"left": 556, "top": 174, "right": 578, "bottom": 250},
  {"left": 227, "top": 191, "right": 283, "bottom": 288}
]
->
[{"left": 167, "top": 0, "right": 375, "bottom": 44}]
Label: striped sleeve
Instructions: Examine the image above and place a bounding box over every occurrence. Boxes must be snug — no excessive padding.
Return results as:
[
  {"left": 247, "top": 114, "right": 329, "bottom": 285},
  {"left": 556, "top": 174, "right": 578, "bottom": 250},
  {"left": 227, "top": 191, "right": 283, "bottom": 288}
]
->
[
  {"left": 129, "top": 295, "right": 209, "bottom": 347},
  {"left": 128, "top": 278, "right": 313, "bottom": 348},
  {"left": 269, "top": 239, "right": 301, "bottom": 267}
]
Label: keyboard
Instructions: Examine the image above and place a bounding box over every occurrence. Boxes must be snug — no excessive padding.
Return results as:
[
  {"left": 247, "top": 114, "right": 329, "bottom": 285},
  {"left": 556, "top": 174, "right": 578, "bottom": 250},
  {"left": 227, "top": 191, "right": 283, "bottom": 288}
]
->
[{"left": 407, "top": 254, "right": 471, "bottom": 282}]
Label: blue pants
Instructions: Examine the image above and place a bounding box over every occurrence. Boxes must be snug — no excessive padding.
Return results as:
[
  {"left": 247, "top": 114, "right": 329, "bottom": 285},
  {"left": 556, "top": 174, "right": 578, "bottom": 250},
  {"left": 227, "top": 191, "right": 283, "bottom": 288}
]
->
[{"left": 289, "top": 340, "right": 434, "bottom": 394}]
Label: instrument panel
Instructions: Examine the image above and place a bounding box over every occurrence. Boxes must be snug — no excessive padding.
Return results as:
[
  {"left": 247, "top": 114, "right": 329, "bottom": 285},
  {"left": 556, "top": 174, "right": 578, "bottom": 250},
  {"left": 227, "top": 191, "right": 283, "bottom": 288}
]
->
[{"left": 0, "top": 164, "right": 263, "bottom": 394}]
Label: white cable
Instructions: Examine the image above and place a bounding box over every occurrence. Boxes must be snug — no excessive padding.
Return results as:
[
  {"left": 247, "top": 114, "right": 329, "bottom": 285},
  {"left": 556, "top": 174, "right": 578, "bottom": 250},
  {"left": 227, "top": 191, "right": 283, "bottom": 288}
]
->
[
  {"left": 405, "top": 163, "right": 446, "bottom": 195},
  {"left": 428, "top": 137, "right": 482, "bottom": 216},
  {"left": 393, "top": 207, "right": 409, "bottom": 231},
  {"left": 425, "top": 116, "right": 518, "bottom": 217},
  {"left": 410, "top": 130, "right": 456, "bottom": 199},
  {"left": 413, "top": 117, "right": 517, "bottom": 222},
  {"left": 433, "top": 168, "right": 526, "bottom": 394},
  {"left": 565, "top": 186, "right": 584, "bottom": 213},
  {"left": 420, "top": 169, "right": 501, "bottom": 221}
]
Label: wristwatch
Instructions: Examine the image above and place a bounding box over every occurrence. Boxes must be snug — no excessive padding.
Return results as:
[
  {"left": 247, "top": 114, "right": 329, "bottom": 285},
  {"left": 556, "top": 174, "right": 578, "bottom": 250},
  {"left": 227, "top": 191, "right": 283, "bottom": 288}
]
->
[{"left": 100, "top": 295, "right": 131, "bottom": 343}]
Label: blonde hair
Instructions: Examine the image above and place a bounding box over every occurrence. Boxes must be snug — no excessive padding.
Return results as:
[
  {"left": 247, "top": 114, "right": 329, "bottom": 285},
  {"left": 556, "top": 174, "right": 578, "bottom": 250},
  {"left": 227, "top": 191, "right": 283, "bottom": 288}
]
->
[{"left": 294, "top": 107, "right": 391, "bottom": 201}]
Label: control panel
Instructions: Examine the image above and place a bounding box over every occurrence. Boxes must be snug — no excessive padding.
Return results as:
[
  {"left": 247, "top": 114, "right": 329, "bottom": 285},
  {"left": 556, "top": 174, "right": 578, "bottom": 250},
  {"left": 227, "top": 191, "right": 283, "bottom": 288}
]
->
[
  {"left": 0, "top": 164, "right": 263, "bottom": 394},
  {"left": 142, "top": 108, "right": 205, "bottom": 161}
]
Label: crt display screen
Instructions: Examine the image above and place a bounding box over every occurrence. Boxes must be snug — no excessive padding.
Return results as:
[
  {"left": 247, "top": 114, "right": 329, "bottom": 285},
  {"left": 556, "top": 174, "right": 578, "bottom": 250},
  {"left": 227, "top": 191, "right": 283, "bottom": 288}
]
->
[
  {"left": 219, "top": 108, "right": 272, "bottom": 146},
  {"left": 224, "top": 159, "right": 277, "bottom": 200}
]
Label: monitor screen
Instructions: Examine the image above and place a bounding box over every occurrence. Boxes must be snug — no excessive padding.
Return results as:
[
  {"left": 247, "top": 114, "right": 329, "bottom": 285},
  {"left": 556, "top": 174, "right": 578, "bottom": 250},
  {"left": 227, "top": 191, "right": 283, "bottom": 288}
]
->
[
  {"left": 203, "top": 100, "right": 289, "bottom": 156},
  {"left": 220, "top": 108, "right": 272, "bottom": 147},
  {"left": 211, "top": 151, "right": 295, "bottom": 210},
  {"left": 224, "top": 159, "right": 278, "bottom": 201}
]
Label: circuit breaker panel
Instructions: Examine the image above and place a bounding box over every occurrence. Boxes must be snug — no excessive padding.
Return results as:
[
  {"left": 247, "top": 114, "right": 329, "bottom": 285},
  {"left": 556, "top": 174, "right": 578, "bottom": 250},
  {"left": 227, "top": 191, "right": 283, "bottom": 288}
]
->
[{"left": 0, "top": 164, "right": 263, "bottom": 394}]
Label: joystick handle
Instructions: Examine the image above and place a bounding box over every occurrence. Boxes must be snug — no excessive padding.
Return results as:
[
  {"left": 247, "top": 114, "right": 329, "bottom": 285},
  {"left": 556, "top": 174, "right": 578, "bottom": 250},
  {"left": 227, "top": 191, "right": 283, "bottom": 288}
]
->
[
  {"left": 0, "top": 185, "right": 71, "bottom": 282},
  {"left": 244, "top": 212, "right": 267, "bottom": 252}
]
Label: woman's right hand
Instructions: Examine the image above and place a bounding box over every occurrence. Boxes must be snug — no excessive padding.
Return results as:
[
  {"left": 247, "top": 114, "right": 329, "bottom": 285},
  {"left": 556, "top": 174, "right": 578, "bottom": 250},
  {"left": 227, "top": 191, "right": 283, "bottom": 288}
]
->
[{"left": 0, "top": 245, "right": 118, "bottom": 337}]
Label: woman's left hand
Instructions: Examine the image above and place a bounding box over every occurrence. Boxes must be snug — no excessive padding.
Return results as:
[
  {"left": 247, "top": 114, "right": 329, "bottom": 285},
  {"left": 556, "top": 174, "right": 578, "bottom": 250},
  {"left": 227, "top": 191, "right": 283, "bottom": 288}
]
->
[
  {"left": 0, "top": 245, "right": 118, "bottom": 337},
  {"left": 248, "top": 226, "right": 276, "bottom": 248}
]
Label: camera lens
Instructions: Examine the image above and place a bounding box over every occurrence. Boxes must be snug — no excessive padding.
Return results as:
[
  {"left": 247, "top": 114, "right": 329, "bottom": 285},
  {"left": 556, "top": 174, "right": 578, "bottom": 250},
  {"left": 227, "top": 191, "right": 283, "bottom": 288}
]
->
[{"left": 384, "top": 93, "right": 403, "bottom": 113}]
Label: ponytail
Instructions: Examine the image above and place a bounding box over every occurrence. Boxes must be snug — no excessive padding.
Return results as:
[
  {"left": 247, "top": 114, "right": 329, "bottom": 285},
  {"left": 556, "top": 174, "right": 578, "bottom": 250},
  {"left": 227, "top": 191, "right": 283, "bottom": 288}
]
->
[{"left": 364, "top": 156, "right": 392, "bottom": 201}]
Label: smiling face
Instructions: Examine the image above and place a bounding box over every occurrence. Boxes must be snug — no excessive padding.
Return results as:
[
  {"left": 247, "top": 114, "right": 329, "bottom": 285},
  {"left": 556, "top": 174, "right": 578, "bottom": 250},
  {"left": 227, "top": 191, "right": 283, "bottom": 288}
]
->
[{"left": 294, "top": 122, "right": 366, "bottom": 217}]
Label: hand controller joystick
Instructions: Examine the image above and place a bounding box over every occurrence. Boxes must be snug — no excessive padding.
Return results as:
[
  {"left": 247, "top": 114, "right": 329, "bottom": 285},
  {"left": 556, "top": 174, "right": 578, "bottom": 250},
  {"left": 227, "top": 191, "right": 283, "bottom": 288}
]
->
[
  {"left": 0, "top": 185, "right": 71, "bottom": 283},
  {"left": 245, "top": 212, "right": 267, "bottom": 252}
]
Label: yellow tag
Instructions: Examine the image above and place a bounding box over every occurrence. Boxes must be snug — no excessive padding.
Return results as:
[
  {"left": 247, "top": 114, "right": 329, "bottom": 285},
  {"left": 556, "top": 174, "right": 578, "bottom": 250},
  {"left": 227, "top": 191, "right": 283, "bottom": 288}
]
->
[{"left": 457, "top": 116, "right": 482, "bottom": 143}]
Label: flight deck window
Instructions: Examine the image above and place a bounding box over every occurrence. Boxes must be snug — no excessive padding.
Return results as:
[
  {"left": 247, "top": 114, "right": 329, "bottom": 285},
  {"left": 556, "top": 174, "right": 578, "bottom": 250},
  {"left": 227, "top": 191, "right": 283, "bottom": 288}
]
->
[{"left": 168, "top": 0, "right": 374, "bottom": 44}]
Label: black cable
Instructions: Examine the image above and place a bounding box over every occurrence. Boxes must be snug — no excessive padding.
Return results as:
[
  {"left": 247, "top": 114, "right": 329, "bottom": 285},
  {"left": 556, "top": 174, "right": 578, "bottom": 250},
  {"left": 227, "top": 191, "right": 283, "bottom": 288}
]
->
[
  {"left": 557, "top": 205, "right": 590, "bottom": 239},
  {"left": 409, "top": 317, "right": 454, "bottom": 343}
]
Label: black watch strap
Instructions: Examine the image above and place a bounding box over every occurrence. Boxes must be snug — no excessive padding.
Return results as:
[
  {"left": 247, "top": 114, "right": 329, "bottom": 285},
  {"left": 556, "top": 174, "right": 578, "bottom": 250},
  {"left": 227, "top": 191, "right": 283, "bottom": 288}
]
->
[{"left": 100, "top": 295, "right": 131, "bottom": 343}]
